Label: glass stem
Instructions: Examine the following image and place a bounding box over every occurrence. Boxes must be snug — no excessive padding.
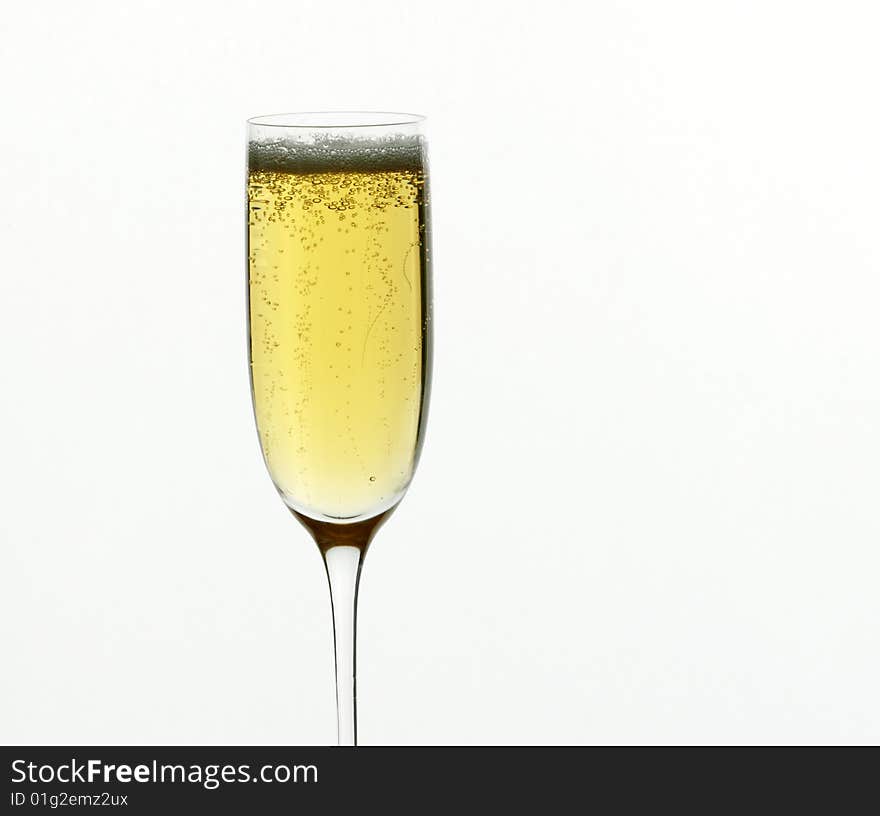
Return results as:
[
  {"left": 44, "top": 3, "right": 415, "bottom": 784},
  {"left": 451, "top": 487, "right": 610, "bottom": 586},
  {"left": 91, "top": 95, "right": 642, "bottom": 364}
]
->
[{"left": 323, "top": 545, "right": 364, "bottom": 746}]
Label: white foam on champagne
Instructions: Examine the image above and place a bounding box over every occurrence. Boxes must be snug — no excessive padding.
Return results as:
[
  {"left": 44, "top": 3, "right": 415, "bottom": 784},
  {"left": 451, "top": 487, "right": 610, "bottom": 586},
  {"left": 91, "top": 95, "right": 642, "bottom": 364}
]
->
[{"left": 249, "top": 133, "right": 426, "bottom": 174}]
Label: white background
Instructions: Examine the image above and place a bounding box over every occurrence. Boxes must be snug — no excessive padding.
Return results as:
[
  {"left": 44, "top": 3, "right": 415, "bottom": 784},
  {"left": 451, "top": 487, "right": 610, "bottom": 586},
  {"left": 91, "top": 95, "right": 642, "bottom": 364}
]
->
[{"left": 2, "top": 0, "right": 879, "bottom": 746}]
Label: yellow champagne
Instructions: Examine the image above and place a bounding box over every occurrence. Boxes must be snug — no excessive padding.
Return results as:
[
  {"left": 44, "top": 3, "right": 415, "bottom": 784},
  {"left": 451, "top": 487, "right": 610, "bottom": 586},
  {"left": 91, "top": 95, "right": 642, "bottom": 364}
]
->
[{"left": 248, "top": 137, "right": 431, "bottom": 521}]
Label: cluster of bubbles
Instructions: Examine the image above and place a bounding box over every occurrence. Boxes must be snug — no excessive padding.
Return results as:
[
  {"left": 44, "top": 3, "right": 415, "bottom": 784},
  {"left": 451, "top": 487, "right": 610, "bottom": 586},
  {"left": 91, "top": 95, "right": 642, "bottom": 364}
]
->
[{"left": 249, "top": 169, "right": 424, "bottom": 222}]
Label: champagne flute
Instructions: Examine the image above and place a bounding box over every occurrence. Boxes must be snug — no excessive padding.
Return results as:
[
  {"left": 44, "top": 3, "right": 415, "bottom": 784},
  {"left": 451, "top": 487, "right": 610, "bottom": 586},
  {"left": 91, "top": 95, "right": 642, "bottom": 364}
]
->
[{"left": 246, "top": 113, "right": 432, "bottom": 745}]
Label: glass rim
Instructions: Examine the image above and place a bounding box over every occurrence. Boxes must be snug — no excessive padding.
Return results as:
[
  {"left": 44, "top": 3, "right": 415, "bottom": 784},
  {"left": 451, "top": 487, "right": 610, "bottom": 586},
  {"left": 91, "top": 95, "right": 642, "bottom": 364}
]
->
[{"left": 247, "top": 111, "right": 426, "bottom": 129}]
